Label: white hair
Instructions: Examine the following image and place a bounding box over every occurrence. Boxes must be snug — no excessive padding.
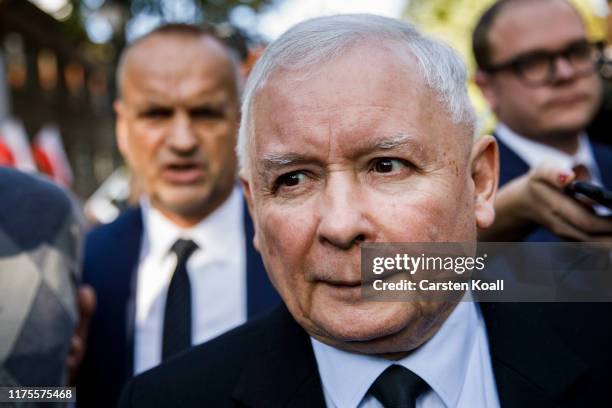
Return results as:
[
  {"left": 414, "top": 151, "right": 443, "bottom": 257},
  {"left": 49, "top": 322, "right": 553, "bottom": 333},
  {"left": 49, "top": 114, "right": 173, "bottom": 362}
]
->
[{"left": 237, "top": 14, "right": 476, "bottom": 177}]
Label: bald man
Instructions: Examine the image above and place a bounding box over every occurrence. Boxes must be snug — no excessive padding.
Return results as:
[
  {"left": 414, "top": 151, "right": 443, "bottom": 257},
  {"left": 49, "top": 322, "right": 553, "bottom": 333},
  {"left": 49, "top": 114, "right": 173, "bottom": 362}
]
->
[{"left": 75, "top": 24, "right": 279, "bottom": 408}]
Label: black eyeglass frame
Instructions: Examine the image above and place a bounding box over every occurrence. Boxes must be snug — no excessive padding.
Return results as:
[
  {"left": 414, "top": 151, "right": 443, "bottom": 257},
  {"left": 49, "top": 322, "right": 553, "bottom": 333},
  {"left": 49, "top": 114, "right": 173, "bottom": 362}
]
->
[{"left": 482, "top": 40, "right": 604, "bottom": 87}]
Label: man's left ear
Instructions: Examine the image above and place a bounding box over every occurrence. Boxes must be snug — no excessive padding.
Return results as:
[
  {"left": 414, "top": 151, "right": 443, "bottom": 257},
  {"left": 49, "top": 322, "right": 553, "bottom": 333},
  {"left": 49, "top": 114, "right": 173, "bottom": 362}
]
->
[{"left": 471, "top": 134, "right": 499, "bottom": 229}]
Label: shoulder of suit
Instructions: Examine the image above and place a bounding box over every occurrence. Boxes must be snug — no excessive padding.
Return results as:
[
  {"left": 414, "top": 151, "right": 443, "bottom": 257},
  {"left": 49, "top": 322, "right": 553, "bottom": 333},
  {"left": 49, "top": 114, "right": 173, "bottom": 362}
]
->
[
  {"left": 85, "top": 207, "right": 142, "bottom": 248},
  {"left": 82, "top": 207, "right": 142, "bottom": 285},
  {"left": 591, "top": 140, "right": 612, "bottom": 160}
]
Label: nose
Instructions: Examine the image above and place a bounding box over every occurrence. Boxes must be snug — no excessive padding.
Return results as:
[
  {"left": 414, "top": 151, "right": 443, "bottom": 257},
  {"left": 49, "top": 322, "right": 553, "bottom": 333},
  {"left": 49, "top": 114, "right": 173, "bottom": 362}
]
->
[
  {"left": 167, "top": 111, "right": 198, "bottom": 154},
  {"left": 553, "top": 55, "right": 577, "bottom": 82},
  {"left": 317, "top": 173, "right": 375, "bottom": 250}
]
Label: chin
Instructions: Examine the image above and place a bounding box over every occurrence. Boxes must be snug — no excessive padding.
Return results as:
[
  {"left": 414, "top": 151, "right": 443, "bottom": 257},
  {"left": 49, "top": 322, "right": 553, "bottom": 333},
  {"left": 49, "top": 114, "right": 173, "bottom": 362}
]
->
[
  {"left": 159, "top": 187, "right": 213, "bottom": 211},
  {"left": 310, "top": 314, "right": 433, "bottom": 357},
  {"left": 547, "top": 106, "right": 595, "bottom": 133},
  {"left": 312, "top": 297, "right": 458, "bottom": 353},
  {"left": 545, "top": 121, "right": 589, "bottom": 138},
  {"left": 311, "top": 302, "right": 417, "bottom": 343}
]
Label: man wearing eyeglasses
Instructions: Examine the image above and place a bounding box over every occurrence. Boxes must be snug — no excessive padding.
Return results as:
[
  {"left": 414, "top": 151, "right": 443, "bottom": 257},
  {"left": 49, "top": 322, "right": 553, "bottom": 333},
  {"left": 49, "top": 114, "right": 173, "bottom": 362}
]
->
[{"left": 474, "top": 0, "right": 612, "bottom": 242}]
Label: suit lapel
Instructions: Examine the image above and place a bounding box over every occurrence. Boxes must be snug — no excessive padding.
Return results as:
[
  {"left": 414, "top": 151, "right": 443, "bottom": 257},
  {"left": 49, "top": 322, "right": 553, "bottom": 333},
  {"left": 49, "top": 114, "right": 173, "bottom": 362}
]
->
[
  {"left": 591, "top": 141, "right": 612, "bottom": 188},
  {"left": 112, "top": 206, "right": 143, "bottom": 378},
  {"left": 232, "top": 305, "right": 326, "bottom": 408},
  {"left": 493, "top": 132, "right": 530, "bottom": 187},
  {"left": 480, "top": 303, "right": 588, "bottom": 407},
  {"left": 243, "top": 199, "right": 280, "bottom": 318}
]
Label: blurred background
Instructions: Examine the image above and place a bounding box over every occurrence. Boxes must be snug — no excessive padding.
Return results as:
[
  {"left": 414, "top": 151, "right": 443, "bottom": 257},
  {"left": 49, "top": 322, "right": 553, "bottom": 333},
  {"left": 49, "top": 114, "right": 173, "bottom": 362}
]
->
[{"left": 0, "top": 0, "right": 610, "bottom": 221}]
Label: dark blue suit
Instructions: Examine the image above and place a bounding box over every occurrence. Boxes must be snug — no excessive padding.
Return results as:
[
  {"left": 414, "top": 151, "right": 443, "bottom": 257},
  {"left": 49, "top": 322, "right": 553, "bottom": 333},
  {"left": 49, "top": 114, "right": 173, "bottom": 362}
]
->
[
  {"left": 76, "top": 203, "right": 280, "bottom": 408},
  {"left": 496, "top": 136, "right": 612, "bottom": 242},
  {"left": 118, "top": 302, "right": 612, "bottom": 408}
]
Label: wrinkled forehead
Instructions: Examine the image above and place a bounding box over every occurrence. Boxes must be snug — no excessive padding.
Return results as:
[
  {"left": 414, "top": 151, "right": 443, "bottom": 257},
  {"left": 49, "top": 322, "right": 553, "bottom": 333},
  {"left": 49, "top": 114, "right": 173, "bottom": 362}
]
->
[
  {"left": 256, "top": 40, "right": 425, "bottom": 100},
  {"left": 488, "top": 0, "right": 586, "bottom": 58},
  {"left": 249, "top": 45, "right": 470, "bottom": 170},
  {"left": 119, "top": 34, "right": 236, "bottom": 96}
]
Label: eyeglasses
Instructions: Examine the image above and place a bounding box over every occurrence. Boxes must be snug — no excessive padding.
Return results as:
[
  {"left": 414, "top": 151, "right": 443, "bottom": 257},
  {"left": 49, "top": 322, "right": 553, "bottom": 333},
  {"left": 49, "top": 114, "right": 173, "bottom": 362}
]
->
[{"left": 483, "top": 40, "right": 602, "bottom": 87}]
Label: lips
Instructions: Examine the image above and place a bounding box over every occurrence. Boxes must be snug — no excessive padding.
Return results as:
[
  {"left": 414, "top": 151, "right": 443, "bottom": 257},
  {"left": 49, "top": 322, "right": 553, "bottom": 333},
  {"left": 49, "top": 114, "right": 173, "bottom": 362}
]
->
[
  {"left": 547, "top": 93, "right": 589, "bottom": 108},
  {"left": 318, "top": 280, "right": 363, "bottom": 301},
  {"left": 320, "top": 279, "right": 362, "bottom": 288},
  {"left": 161, "top": 162, "right": 205, "bottom": 184}
]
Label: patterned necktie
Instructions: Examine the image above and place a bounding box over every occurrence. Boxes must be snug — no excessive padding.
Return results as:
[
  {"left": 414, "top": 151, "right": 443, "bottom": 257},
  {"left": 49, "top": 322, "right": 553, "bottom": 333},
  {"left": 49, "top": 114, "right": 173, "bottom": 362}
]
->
[
  {"left": 162, "top": 238, "right": 199, "bottom": 361},
  {"left": 368, "top": 365, "right": 429, "bottom": 408}
]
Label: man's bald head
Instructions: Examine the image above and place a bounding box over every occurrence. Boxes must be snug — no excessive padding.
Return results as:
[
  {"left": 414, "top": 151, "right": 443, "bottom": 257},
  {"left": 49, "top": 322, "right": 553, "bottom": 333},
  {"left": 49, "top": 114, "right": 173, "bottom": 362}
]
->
[
  {"left": 116, "top": 24, "right": 240, "bottom": 100},
  {"left": 113, "top": 23, "right": 243, "bottom": 227}
]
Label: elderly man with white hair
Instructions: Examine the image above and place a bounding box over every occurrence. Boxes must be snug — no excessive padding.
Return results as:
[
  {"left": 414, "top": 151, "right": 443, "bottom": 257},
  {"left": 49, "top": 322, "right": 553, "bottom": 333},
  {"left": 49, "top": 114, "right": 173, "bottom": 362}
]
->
[{"left": 118, "top": 14, "right": 612, "bottom": 408}]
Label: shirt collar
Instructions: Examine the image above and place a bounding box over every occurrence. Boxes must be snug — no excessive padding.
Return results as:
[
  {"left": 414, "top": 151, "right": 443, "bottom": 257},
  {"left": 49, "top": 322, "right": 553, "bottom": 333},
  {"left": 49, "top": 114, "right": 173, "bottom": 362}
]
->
[
  {"left": 311, "top": 300, "right": 482, "bottom": 408},
  {"left": 140, "top": 186, "right": 243, "bottom": 261},
  {"left": 495, "top": 123, "right": 600, "bottom": 182}
]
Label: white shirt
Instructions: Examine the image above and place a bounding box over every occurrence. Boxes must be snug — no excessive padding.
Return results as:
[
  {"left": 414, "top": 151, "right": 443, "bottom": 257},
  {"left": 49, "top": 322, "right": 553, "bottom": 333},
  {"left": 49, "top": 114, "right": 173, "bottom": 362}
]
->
[
  {"left": 311, "top": 301, "right": 500, "bottom": 408},
  {"left": 134, "top": 186, "right": 247, "bottom": 374},
  {"left": 495, "top": 124, "right": 610, "bottom": 216}
]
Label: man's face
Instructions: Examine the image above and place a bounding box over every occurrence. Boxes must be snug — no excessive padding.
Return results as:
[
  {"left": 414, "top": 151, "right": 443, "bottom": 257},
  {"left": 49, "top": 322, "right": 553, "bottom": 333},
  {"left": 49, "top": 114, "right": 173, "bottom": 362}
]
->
[
  {"left": 479, "top": 0, "right": 601, "bottom": 141},
  {"left": 243, "top": 45, "right": 497, "bottom": 355},
  {"left": 116, "top": 35, "right": 239, "bottom": 226}
]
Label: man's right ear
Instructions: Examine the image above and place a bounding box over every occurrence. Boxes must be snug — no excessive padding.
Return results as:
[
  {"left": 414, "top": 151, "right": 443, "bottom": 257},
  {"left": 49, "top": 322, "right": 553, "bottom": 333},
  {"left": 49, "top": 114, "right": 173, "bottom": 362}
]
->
[
  {"left": 474, "top": 70, "right": 498, "bottom": 113},
  {"left": 114, "top": 100, "right": 129, "bottom": 158}
]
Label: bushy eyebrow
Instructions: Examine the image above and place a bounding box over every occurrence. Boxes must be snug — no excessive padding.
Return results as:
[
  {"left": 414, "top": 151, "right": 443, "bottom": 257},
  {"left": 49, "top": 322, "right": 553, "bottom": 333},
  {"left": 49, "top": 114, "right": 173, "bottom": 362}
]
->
[
  {"left": 365, "top": 132, "right": 416, "bottom": 150},
  {"left": 346, "top": 132, "right": 430, "bottom": 162},
  {"left": 136, "top": 99, "right": 226, "bottom": 111},
  {"left": 256, "top": 132, "right": 424, "bottom": 177},
  {"left": 253, "top": 153, "right": 316, "bottom": 184},
  {"left": 259, "top": 153, "right": 321, "bottom": 174}
]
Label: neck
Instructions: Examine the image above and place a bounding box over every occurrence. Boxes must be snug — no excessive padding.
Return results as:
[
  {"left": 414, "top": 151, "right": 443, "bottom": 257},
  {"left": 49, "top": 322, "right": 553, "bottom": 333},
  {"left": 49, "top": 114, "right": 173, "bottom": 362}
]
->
[
  {"left": 151, "top": 187, "right": 234, "bottom": 228},
  {"left": 377, "top": 351, "right": 412, "bottom": 360},
  {"left": 157, "top": 209, "right": 209, "bottom": 228},
  {"left": 538, "top": 131, "right": 581, "bottom": 155}
]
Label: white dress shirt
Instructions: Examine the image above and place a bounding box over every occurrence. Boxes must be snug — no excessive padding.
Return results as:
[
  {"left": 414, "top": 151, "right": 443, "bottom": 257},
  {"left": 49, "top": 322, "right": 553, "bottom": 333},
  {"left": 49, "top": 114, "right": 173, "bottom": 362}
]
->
[
  {"left": 311, "top": 301, "right": 500, "bottom": 408},
  {"left": 134, "top": 186, "right": 246, "bottom": 374}
]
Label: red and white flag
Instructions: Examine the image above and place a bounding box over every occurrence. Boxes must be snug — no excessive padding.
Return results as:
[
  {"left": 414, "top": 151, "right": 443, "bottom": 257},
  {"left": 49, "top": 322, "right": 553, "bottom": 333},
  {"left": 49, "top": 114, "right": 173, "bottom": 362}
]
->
[
  {"left": 0, "top": 118, "right": 36, "bottom": 172},
  {"left": 32, "top": 124, "right": 74, "bottom": 188},
  {"left": 0, "top": 139, "right": 15, "bottom": 166}
]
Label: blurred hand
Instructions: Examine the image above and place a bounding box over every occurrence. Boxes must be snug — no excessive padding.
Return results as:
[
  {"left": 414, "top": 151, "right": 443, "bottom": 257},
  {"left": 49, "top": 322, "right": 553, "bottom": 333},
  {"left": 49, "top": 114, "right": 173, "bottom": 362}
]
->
[
  {"left": 481, "top": 161, "right": 612, "bottom": 241},
  {"left": 515, "top": 162, "right": 612, "bottom": 240},
  {"left": 67, "top": 284, "right": 96, "bottom": 384}
]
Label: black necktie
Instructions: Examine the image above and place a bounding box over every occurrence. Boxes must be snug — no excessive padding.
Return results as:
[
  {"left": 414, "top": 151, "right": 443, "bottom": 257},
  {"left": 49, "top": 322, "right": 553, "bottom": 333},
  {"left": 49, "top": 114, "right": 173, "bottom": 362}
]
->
[
  {"left": 368, "top": 365, "right": 429, "bottom": 408},
  {"left": 162, "top": 238, "right": 198, "bottom": 361}
]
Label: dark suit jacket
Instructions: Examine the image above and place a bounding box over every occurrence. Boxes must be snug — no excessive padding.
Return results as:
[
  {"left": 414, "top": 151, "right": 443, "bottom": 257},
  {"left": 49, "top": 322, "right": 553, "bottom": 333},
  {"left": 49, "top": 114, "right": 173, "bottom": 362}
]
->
[
  {"left": 496, "top": 136, "right": 612, "bottom": 242},
  {"left": 118, "top": 302, "right": 612, "bottom": 408},
  {"left": 76, "top": 203, "right": 280, "bottom": 408}
]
